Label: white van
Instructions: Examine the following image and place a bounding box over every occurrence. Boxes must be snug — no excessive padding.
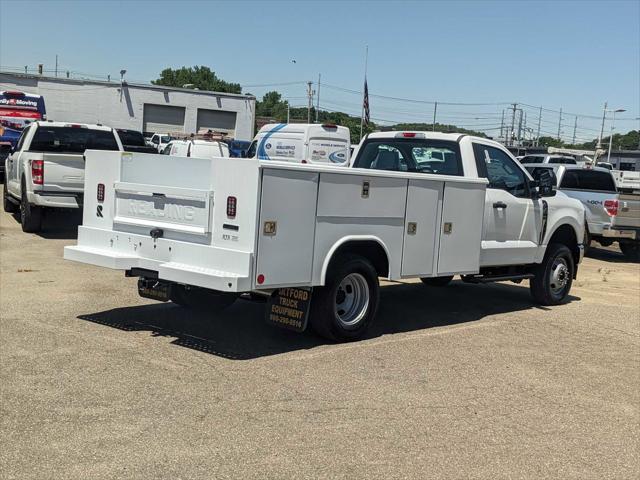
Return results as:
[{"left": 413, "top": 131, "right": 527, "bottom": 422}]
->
[
  {"left": 164, "top": 139, "right": 230, "bottom": 158},
  {"left": 246, "top": 123, "right": 350, "bottom": 165}
]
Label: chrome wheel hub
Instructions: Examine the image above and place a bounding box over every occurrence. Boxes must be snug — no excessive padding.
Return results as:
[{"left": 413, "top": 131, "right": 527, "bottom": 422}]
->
[
  {"left": 334, "top": 273, "right": 369, "bottom": 328},
  {"left": 550, "top": 258, "right": 569, "bottom": 295}
]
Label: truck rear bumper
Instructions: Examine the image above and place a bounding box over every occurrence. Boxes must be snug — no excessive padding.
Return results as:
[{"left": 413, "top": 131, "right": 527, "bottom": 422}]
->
[
  {"left": 64, "top": 226, "right": 253, "bottom": 293},
  {"left": 602, "top": 226, "right": 637, "bottom": 240},
  {"left": 30, "top": 191, "right": 82, "bottom": 209}
]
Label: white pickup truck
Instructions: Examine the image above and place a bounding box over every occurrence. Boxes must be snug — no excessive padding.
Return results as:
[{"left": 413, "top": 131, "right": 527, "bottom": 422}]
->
[
  {"left": 3, "top": 121, "right": 123, "bottom": 232},
  {"left": 64, "top": 132, "right": 585, "bottom": 341}
]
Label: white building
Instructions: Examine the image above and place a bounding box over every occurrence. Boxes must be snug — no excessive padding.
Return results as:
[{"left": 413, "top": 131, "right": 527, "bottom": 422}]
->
[{"left": 0, "top": 71, "right": 256, "bottom": 140}]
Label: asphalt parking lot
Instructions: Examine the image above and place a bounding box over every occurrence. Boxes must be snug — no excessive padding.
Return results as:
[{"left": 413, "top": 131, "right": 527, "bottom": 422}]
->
[{"left": 1, "top": 206, "right": 639, "bottom": 479}]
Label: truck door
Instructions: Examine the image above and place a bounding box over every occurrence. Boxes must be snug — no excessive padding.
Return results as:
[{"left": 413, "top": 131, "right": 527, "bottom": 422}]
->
[
  {"left": 7, "top": 125, "right": 31, "bottom": 193},
  {"left": 472, "top": 142, "right": 542, "bottom": 266}
]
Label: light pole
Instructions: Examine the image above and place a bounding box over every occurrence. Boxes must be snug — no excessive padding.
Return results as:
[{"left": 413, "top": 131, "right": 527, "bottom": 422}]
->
[{"left": 606, "top": 108, "right": 626, "bottom": 164}]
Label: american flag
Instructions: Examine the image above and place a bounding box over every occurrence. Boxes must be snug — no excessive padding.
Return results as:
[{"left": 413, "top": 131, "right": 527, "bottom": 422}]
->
[{"left": 363, "top": 78, "right": 370, "bottom": 126}]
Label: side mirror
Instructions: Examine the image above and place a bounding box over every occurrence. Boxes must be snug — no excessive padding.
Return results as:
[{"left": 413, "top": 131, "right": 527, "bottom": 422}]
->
[{"left": 531, "top": 169, "right": 556, "bottom": 198}]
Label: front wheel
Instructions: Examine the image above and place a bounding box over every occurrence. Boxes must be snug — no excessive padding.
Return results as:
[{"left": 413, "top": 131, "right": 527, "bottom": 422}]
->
[
  {"left": 310, "top": 254, "right": 380, "bottom": 342},
  {"left": 3, "top": 180, "right": 17, "bottom": 213},
  {"left": 530, "top": 243, "right": 574, "bottom": 305}
]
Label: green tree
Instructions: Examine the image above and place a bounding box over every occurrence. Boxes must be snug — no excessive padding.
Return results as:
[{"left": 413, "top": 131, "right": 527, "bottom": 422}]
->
[
  {"left": 537, "top": 136, "right": 565, "bottom": 148},
  {"left": 152, "top": 66, "right": 241, "bottom": 94}
]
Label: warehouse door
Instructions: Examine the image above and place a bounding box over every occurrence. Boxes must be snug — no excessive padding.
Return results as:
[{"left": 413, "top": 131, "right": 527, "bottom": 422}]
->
[
  {"left": 196, "top": 109, "right": 237, "bottom": 136},
  {"left": 143, "top": 104, "right": 185, "bottom": 133}
]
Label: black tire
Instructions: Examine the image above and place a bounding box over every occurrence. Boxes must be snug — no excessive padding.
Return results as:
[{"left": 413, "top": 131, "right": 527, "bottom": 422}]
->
[
  {"left": 420, "top": 275, "right": 454, "bottom": 287},
  {"left": 19, "top": 179, "right": 43, "bottom": 233},
  {"left": 530, "top": 243, "right": 574, "bottom": 305},
  {"left": 3, "top": 180, "right": 17, "bottom": 213},
  {"left": 583, "top": 226, "right": 592, "bottom": 255},
  {"left": 619, "top": 241, "right": 639, "bottom": 261},
  {"left": 170, "top": 284, "right": 237, "bottom": 311},
  {"left": 310, "top": 254, "right": 379, "bottom": 342}
]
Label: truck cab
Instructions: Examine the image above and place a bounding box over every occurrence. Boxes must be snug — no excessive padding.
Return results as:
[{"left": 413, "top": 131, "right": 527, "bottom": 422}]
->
[{"left": 352, "top": 132, "right": 585, "bottom": 269}]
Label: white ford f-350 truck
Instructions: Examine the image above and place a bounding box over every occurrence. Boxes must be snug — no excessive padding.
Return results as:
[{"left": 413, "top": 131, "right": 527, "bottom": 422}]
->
[
  {"left": 3, "top": 121, "right": 123, "bottom": 232},
  {"left": 64, "top": 132, "right": 585, "bottom": 341}
]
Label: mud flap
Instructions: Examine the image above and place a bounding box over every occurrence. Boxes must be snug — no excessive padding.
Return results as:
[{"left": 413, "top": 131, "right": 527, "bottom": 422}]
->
[{"left": 265, "top": 287, "right": 312, "bottom": 332}]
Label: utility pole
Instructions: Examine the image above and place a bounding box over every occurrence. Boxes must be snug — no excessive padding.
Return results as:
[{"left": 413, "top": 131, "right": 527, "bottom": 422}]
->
[
  {"left": 306, "top": 81, "right": 314, "bottom": 124},
  {"left": 500, "top": 109, "right": 505, "bottom": 140},
  {"left": 432, "top": 102, "right": 438, "bottom": 131},
  {"left": 55, "top": 54, "right": 58, "bottom": 77},
  {"left": 557, "top": 107, "right": 563, "bottom": 141},
  {"left": 516, "top": 109, "right": 523, "bottom": 147},
  {"left": 536, "top": 106, "right": 542, "bottom": 147},
  {"left": 509, "top": 103, "right": 517, "bottom": 147},
  {"left": 572, "top": 116, "right": 577, "bottom": 145},
  {"left": 315, "top": 73, "right": 321, "bottom": 123},
  {"left": 597, "top": 102, "right": 608, "bottom": 149}
]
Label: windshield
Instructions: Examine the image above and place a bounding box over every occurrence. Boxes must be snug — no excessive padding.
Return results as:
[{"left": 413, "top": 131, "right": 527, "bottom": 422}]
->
[
  {"left": 161, "top": 135, "right": 173, "bottom": 143},
  {"left": 117, "top": 130, "right": 146, "bottom": 146},
  {"left": 30, "top": 126, "right": 119, "bottom": 153},
  {"left": 246, "top": 140, "right": 257, "bottom": 158}
]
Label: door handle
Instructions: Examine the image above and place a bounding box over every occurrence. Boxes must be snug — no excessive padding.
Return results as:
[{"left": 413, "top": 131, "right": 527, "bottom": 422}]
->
[{"left": 493, "top": 201, "right": 507, "bottom": 209}]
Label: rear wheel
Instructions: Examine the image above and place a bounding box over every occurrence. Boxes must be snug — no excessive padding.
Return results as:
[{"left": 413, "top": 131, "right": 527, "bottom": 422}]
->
[
  {"left": 420, "top": 275, "right": 454, "bottom": 287},
  {"left": 170, "top": 284, "right": 237, "bottom": 311},
  {"left": 619, "top": 241, "right": 639, "bottom": 261},
  {"left": 310, "top": 254, "right": 379, "bottom": 342},
  {"left": 3, "top": 180, "right": 17, "bottom": 213},
  {"left": 19, "top": 179, "right": 42, "bottom": 233},
  {"left": 530, "top": 243, "right": 574, "bottom": 305}
]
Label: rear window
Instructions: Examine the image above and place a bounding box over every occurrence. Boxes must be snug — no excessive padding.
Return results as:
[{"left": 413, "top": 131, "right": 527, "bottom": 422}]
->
[
  {"left": 29, "top": 126, "right": 119, "bottom": 153},
  {"left": 549, "top": 157, "right": 576, "bottom": 165},
  {"left": 559, "top": 170, "right": 617, "bottom": 192},
  {"left": 353, "top": 139, "right": 463, "bottom": 176},
  {"left": 519, "top": 156, "right": 544, "bottom": 164},
  {"left": 117, "top": 130, "right": 146, "bottom": 146}
]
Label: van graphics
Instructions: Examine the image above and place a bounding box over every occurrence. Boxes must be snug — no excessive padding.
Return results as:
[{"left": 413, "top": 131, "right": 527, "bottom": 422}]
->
[{"left": 257, "top": 123, "right": 287, "bottom": 160}]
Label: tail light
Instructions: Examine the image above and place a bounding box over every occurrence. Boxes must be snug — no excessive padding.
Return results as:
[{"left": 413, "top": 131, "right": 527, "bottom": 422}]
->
[
  {"left": 31, "top": 160, "right": 44, "bottom": 185},
  {"left": 226, "top": 196, "right": 237, "bottom": 218},
  {"left": 97, "top": 183, "right": 105, "bottom": 202},
  {"left": 604, "top": 199, "right": 618, "bottom": 217}
]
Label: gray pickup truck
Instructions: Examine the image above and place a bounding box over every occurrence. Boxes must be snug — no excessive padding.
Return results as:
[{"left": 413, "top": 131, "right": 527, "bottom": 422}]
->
[{"left": 525, "top": 164, "right": 638, "bottom": 260}]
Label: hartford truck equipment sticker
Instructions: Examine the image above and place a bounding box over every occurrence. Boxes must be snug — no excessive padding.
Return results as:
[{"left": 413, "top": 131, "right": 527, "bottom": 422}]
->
[{"left": 266, "top": 287, "right": 311, "bottom": 332}]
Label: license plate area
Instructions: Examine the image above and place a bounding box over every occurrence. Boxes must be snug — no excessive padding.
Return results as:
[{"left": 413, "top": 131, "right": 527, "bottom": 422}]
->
[
  {"left": 138, "top": 278, "right": 171, "bottom": 302},
  {"left": 113, "top": 182, "right": 213, "bottom": 235},
  {"left": 265, "top": 287, "right": 312, "bottom": 332}
]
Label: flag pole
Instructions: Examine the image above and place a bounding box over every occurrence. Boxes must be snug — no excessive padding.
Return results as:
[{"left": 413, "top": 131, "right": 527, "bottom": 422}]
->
[{"left": 359, "top": 45, "right": 369, "bottom": 142}]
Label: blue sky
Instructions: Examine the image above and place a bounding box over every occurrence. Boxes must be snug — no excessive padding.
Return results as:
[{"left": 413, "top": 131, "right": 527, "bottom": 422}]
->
[{"left": 1, "top": 0, "right": 638, "bottom": 140}]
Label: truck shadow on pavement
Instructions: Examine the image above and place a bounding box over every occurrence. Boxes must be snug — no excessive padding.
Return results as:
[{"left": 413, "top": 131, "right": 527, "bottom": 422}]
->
[
  {"left": 586, "top": 245, "right": 639, "bottom": 263},
  {"left": 78, "top": 281, "right": 579, "bottom": 360},
  {"left": 6, "top": 208, "right": 83, "bottom": 239}
]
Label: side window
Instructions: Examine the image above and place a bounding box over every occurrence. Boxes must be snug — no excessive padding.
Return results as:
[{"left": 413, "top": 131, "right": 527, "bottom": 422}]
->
[
  {"left": 473, "top": 143, "right": 529, "bottom": 197},
  {"left": 151, "top": 135, "right": 159, "bottom": 145},
  {"left": 15, "top": 126, "right": 30, "bottom": 151}
]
